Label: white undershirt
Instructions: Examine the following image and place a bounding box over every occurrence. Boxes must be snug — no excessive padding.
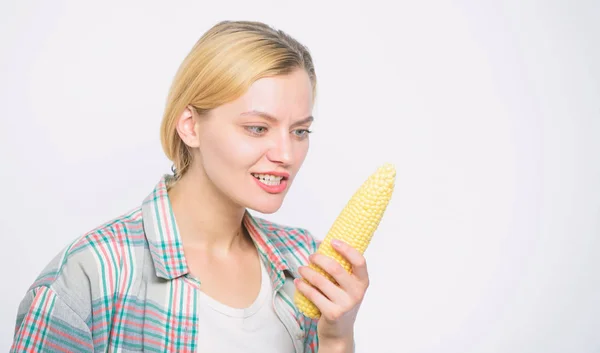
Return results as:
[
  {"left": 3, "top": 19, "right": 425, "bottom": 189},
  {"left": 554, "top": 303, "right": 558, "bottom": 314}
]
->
[{"left": 196, "top": 259, "right": 296, "bottom": 353}]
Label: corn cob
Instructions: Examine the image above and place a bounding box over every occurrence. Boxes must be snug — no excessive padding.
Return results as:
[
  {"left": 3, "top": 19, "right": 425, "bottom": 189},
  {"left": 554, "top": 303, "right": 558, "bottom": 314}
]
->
[{"left": 294, "top": 163, "right": 396, "bottom": 319}]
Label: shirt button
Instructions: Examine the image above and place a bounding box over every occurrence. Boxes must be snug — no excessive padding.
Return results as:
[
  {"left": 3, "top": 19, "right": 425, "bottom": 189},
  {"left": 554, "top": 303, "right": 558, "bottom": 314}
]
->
[{"left": 296, "top": 333, "right": 305, "bottom": 340}]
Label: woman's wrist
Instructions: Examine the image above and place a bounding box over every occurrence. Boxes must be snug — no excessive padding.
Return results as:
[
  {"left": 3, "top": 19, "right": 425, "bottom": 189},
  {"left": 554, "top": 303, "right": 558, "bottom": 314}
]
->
[{"left": 318, "top": 334, "right": 354, "bottom": 353}]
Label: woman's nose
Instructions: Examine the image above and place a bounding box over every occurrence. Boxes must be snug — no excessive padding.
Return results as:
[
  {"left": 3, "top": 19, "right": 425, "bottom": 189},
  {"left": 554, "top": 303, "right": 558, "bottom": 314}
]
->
[{"left": 266, "top": 135, "right": 293, "bottom": 165}]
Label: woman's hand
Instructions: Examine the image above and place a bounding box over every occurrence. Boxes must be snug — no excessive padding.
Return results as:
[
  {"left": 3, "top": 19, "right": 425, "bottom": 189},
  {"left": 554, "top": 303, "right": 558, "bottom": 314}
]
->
[{"left": 294, "top": 238, "right": 370, "bottom": 351}]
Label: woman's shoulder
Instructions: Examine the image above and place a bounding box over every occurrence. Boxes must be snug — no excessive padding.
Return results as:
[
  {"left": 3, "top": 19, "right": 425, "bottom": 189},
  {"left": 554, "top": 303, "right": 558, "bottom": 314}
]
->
[
  {"left": 23, "top": 207, "right": 147, "bottom": 305},
  {"left": 251, "top": 215, "right": 321, "bottom": 255}
]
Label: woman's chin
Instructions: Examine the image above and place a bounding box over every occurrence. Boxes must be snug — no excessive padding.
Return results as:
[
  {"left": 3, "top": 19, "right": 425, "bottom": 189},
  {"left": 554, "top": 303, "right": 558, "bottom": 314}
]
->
[
  {"left": 237, "top": 180, "right": 291, "bottom": 214},
  {"left": 246, "top": 198, "right": 285, "bottom": 215}
]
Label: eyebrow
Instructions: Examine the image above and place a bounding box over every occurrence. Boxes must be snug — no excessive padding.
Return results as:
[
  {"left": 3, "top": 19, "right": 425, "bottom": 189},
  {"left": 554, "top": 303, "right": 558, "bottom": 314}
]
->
[{"left": 240, "top": 110, "right": 314, "bottom": 127}]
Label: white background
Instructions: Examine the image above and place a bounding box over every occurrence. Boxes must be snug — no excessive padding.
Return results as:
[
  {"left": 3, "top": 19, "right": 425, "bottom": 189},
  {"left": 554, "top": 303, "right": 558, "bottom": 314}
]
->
[{"left": 1, "top": 1, "right": 599, "bottom": 352}]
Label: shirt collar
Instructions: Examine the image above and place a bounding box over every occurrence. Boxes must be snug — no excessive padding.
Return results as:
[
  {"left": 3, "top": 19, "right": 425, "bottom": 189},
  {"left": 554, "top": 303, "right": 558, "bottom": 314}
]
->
[{"left": 141, "top": 175, "right": 291, "bottom": 288}]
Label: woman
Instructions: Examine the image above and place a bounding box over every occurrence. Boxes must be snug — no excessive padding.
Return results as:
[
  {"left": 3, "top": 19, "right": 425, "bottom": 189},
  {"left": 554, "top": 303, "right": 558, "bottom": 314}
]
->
[{"left": 11, "top": 20, "right": 369, "bottom": 353}]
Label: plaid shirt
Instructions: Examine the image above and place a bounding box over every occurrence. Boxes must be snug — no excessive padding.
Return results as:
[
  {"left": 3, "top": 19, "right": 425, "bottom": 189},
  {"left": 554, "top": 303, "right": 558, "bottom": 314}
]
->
[{"left": 10, "top": 175, "right": 320, "bottom": 352}]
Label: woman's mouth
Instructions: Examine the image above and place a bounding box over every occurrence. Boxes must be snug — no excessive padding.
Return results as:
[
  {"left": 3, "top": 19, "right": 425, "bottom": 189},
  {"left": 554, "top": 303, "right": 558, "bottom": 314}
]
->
[{"left": 251, "top": 173, "right": 284, "bottom": 186}]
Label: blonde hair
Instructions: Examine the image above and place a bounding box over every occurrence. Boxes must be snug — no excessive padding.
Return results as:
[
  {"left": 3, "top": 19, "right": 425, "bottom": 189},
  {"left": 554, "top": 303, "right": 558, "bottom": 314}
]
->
[{"left": 160, "top": 20, "right": 317, "bottom": 178}]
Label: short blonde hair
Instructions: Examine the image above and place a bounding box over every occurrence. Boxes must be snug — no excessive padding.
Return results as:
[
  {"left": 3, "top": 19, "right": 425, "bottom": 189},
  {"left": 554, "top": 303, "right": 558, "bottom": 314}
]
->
[{"left": 160, "top": 20, "right": 317, "bottom": 178}]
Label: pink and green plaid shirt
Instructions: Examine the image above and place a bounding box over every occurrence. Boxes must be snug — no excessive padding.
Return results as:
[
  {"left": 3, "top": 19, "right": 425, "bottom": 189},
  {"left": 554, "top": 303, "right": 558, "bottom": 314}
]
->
[{"left": 10, "top": 175, "right": 320, "bottom": 352}]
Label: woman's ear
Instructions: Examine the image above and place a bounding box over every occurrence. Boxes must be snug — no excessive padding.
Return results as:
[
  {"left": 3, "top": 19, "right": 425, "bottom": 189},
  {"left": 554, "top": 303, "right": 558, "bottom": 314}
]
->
[{"left": 175, "top": 105, "right": 201, "bottom": 148}]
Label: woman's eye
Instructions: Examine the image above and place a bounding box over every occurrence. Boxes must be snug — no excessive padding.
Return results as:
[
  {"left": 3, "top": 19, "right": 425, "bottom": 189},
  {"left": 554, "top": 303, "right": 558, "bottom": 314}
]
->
[
  {"left": 293, "top": 129, "right": 312, "bottom": 138},
  {"left": 246, "top": 126, "right": 267, "bottom": 135}
]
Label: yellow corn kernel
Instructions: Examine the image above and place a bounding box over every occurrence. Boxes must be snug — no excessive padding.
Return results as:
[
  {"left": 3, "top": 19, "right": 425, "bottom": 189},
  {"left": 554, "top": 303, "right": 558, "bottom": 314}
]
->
[{"left": 294, "top": 163, "right": 396, "bottom": 319}]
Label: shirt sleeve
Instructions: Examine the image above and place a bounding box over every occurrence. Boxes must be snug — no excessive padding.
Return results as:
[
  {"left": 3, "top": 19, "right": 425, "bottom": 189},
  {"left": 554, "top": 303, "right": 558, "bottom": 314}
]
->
[
  {"left": 301, "top": 227, "right": 321, "bottom": 255},
  {"left": 303, "top": 319, "right": 319, "bottom": 352},
  {"left": 10, "top": 285, "right": 94, "bottom": 353}
]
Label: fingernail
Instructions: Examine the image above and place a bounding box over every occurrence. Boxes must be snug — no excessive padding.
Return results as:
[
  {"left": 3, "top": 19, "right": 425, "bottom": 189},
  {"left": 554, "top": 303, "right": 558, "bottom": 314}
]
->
[{"left": 332, "top": 239, "right": 341, "bottom": 248}]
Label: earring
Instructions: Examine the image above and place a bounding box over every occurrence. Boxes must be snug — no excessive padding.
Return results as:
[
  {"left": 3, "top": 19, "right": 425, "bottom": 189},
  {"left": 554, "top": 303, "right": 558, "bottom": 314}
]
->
[{"left": 171, "top": 164, "right": 179, "bottom": 179}]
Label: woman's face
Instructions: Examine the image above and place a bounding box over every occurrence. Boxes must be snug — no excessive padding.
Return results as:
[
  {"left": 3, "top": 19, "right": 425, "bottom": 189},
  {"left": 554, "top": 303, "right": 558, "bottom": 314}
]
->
[{"left": 186, "top": 68, "right": 314, "bottom": 214}]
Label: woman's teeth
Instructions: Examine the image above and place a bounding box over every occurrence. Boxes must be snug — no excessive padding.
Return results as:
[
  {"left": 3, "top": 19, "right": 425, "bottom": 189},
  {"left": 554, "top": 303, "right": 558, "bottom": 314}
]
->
[{"left": 252, "top": 173, "right": 283, "bottom": 186}]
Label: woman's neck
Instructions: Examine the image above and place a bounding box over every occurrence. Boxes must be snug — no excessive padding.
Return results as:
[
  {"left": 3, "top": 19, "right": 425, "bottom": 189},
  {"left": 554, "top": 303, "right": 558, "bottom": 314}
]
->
[{"left": 167, "top": 166, "right": 249, "bottom": 255}]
